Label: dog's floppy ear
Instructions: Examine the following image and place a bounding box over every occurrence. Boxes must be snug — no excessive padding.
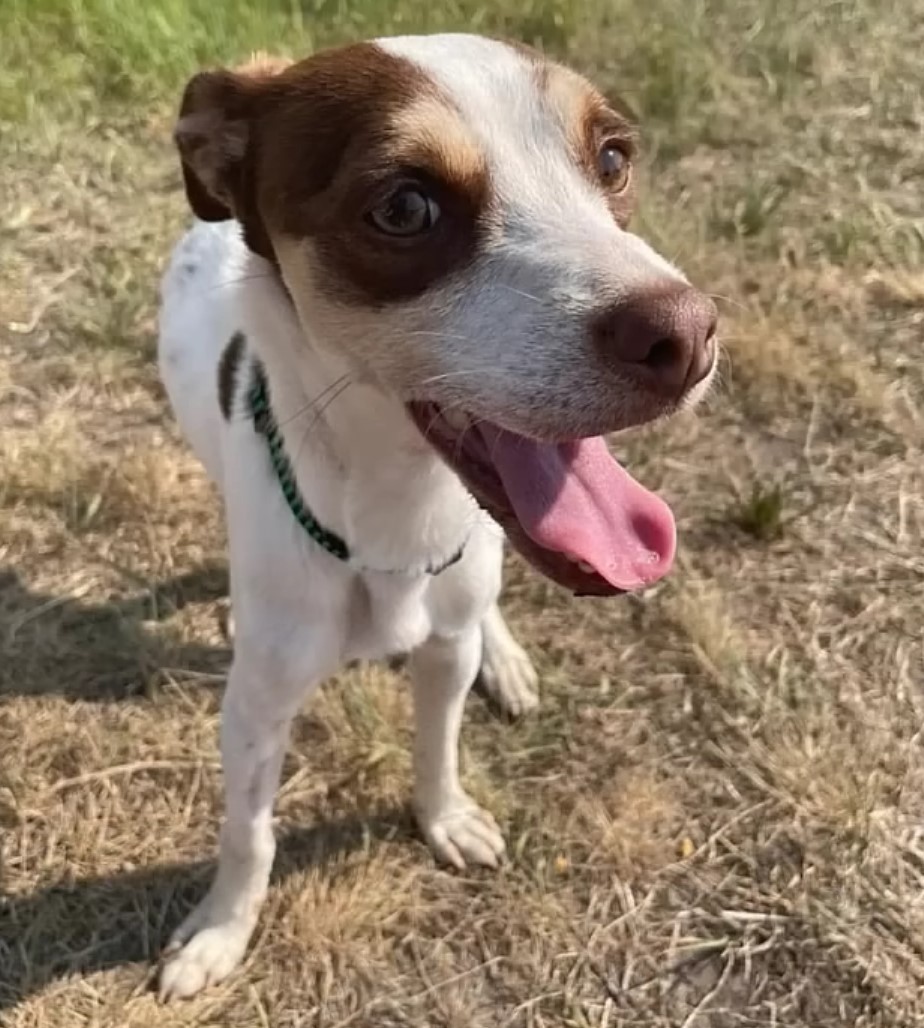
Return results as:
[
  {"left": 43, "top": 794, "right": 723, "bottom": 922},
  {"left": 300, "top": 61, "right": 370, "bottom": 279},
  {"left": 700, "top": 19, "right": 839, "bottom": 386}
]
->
[
  {"left": 174, "top": 54, "right": 292, "bottom": 258},
  {"left": 174, "top": 70, "right": 247, "bottom": 222}
]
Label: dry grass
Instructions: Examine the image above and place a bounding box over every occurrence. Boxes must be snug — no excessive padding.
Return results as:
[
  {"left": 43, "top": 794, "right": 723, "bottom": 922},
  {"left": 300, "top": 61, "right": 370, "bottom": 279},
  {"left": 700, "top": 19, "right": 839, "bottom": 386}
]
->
[{"left": 2, "top": 0, "right": 924, "bottom": 1025}]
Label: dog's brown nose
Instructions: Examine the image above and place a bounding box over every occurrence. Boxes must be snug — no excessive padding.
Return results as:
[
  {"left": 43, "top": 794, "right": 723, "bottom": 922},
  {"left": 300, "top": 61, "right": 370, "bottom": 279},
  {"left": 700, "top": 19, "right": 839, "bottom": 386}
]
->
[{"left": 592, "top": 285, "right": 718, "bottom": 396}]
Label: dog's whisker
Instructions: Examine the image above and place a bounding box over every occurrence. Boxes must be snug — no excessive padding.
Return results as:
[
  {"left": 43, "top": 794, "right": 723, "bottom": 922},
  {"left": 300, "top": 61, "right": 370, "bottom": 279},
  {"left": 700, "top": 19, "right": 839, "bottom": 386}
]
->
[
  {"left": 415, "top": 369, "right": 490, "bottom": 389},
  {"left": 708, "top": 292, "right": 747, "bottom": 312},
  {"left": 403, "top": 329, "right": 475, "bottom": 342},
  {"left": 289, "top": 377, "right": 354, "bottom": 475},
  {"left": 497, "top": 283, "right": 543, "bottom": 305},
  {"left": 422, "top": 398, "right": 492, "bottom": 462},
  {"left": 194, "top": 272, "right": 276, "bottom": 297},
  {"left": 274, "top": 373, "right": 353, "bottom": 430},
  {"left": 296, "top": 378, "right": 354, "bottom": 444},
  {"left": 457, "top": 417, "right": 490, "bottom": 456}
]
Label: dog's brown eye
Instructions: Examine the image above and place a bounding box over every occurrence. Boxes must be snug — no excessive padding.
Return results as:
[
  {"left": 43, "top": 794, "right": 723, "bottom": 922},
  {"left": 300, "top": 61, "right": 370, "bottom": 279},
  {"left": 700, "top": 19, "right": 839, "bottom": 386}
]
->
[
  {"left": 368, "top": 186, "right": 440, "bottom": 237},
  {"left": 598, "top": 142, "right": 630, "bottom": 191}
]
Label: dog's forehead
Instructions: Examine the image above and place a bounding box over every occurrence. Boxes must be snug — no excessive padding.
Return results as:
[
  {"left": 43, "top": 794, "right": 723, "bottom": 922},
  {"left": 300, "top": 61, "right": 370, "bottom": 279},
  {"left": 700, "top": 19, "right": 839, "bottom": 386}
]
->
[
  {"left": 378, "top": 34, "right": 542, "bottom": 103},
  {"left": 373, "top": 34, "right": 614, "bottom": 224},
  {"left": 378, "top": 34, "right": 595, "bottom": 148}
]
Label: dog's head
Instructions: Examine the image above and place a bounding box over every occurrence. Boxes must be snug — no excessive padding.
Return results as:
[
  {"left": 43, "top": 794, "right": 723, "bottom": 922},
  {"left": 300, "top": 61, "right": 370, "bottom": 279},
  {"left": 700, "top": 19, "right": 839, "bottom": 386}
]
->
[{"left": 175, "top": 34, "right": 718, "bottom": 596}]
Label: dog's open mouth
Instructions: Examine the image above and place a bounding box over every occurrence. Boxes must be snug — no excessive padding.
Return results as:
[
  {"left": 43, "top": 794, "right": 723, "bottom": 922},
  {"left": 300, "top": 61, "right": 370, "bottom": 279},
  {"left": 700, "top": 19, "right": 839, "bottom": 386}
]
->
[{"left": 407, "top": 402, "right": 676, "bottom": 596}]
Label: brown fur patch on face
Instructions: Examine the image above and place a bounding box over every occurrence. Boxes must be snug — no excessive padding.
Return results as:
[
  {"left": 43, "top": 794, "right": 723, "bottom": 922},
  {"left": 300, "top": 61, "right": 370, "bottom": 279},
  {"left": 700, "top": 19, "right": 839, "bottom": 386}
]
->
[
  {"left": 389, "top": 96, "right": 488, "bottom": 203},
  {"left": 542, "top": 63, "right": 638, "bottom": 227},
  {"left": 175, "top": 43, "right": 493, "bottom": 307},
  {"left": 292, "top": 92, "right": 491, "bottom": 306},
  {"left": 255, "top": 50, "right": 491, "bottom": 306},
  {"left": 217, "top": 330, "right": 246, "bottom": 421}
]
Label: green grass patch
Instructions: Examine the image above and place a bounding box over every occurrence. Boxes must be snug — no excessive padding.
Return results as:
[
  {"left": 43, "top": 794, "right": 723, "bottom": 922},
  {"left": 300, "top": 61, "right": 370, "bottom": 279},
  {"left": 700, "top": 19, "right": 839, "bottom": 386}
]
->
[
  {"left": 731, "top": 480, "right": 787, "bottom": 542},
  {"left": 0, "top": 0, "right": 593, "bottom": 126}
]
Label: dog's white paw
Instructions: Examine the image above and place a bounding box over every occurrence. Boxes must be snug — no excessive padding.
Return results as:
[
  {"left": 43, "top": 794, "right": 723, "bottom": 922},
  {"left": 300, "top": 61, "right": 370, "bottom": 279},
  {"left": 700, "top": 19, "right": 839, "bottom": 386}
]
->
[
  {"left": 479, "top": 641, "right": 539, "bottom": 718},
  {"left": 159, "top": 902, "right": 252, "bottom": 1001},
  {"left": 418, "top": 800, "right": 506, "bottom": 870}
]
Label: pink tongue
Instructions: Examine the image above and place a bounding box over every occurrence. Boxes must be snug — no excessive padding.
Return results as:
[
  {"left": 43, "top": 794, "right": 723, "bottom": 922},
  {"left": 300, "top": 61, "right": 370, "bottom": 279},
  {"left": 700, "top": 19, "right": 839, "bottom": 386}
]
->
[{"left": 480, "top": 431, "right": 676, "bottom": 591}]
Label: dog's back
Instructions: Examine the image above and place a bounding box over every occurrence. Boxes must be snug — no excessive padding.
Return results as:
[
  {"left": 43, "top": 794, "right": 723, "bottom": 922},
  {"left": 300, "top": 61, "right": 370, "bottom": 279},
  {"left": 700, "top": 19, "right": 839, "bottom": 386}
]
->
[{"left": 158, "top": 219, "right": 246, "bottom": 487}]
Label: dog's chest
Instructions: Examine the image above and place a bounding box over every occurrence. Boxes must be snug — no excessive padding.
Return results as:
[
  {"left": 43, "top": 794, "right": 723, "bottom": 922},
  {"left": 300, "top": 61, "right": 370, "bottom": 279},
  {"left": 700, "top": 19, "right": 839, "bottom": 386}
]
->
[{"left": 343, "top": 574, "right": 434, "bottom": 660}]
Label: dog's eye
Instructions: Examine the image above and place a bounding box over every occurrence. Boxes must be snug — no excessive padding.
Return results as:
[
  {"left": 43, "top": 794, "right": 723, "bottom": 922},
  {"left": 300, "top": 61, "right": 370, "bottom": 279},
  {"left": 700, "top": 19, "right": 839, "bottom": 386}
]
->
[
  {"left": 597, "top": 142, "right": 631, "bottom": 191},
  {"left": 368, "top": 186, "right": 441, "bottom": 237}
]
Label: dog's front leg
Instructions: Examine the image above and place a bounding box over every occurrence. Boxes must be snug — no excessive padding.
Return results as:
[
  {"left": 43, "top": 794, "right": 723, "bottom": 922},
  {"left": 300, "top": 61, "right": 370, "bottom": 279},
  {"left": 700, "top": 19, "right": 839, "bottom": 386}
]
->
[
  {"left": 159, "top": 652, "right": 319, "bottom": 1001},
  {"left": 410, "top": 628, "right": 505, "bottom": 870}
]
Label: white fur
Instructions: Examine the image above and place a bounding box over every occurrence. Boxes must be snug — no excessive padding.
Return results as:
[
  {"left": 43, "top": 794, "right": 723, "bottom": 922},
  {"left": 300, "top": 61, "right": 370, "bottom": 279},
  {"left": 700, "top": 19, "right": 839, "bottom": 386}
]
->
[
  {"left": 157, "top": 218, "right": 534, "bottom": 1001},
  {"left": 156, "top": 35, "right": 713, "bottom": 1001}
]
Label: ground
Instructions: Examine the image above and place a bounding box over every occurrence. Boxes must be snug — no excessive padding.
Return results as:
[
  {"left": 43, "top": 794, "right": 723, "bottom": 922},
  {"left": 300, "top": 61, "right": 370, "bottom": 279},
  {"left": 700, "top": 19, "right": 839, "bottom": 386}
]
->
[{"left": 1, "top": 1, "right": 922, "bottom": 1025}]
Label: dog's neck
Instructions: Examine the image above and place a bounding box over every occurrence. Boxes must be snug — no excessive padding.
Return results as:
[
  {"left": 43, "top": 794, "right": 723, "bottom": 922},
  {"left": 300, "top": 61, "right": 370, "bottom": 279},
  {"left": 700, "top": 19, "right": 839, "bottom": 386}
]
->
[{"left": 236, "top": 253, "right": 479, "bottom": 574}]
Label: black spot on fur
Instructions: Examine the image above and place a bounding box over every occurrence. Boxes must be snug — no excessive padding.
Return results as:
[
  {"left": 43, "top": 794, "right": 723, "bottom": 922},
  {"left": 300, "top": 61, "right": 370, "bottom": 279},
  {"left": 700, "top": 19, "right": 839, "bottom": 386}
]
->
[{"left": 217, "top": 331, "right": 246, "bottom": 421}]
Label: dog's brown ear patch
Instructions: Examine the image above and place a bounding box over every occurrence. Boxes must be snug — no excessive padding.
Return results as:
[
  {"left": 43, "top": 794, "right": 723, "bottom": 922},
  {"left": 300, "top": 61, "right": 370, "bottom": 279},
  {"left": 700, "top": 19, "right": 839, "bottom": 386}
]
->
[
  {"left": 174, "top": 59, "right": 289, "bottom": 259},
  {"left": 175, "top": 71, "right": 247, "bottom": 221}
]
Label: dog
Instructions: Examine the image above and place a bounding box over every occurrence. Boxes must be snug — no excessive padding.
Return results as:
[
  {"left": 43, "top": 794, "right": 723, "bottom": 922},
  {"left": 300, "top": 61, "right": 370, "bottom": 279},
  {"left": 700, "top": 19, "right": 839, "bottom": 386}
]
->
[{"left": 156, "top": 33, "right": 717, "bottom": 1000}]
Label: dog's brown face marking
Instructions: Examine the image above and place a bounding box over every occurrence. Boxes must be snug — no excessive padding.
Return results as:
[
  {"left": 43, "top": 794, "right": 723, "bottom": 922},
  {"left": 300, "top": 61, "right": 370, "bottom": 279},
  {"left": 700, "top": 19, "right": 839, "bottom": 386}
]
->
[
  {"left": 283, "top": 88, "right": 492, "bottom": 306},
  {"left": 217, "top": 330, "right": 246, "bottom": 421},
  {"left": 541, "top": 63, "right": 637, "bottom": 227},
  {"left": 177, "top": 44, "right": 492, "bottom": 306}
]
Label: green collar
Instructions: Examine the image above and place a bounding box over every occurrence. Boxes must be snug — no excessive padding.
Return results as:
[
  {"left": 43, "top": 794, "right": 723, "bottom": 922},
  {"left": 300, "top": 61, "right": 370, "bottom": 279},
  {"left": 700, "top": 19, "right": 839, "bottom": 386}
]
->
[
  {"left": 248, "top": 364, "right": 351, "bottom": 561},
  {"left": 247, "top": 364, "right": 464, "bottom": 575}
]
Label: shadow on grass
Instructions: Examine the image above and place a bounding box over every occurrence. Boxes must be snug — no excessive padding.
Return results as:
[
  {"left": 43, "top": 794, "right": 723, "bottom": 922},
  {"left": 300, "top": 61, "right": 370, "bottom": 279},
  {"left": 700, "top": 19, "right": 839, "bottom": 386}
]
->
[
  {"left": 0, "top": 563, "right": 232, "bottom": 700},
  {"left": 0, "top": 565, "right": 504, "bottom": 1012},
  {"left": 0, "top": 806, "right": 410, "bottom": 1011}
]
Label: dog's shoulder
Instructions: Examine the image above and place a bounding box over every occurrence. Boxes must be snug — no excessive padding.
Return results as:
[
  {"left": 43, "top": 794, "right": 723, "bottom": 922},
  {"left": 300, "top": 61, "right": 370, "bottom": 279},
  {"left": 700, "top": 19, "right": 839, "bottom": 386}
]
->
[{"left": 160, "top": 219, "right": 246, "bottom": 305}]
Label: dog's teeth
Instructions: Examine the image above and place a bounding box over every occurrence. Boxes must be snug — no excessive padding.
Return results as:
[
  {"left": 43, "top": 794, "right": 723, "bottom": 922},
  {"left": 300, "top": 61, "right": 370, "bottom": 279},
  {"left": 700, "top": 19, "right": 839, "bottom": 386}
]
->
[
  {"left": 442, "top": 409, "right": 470, "bottom": 431},
  {"left": 577, "top": 560, "right": 594, "bottom": 574}
]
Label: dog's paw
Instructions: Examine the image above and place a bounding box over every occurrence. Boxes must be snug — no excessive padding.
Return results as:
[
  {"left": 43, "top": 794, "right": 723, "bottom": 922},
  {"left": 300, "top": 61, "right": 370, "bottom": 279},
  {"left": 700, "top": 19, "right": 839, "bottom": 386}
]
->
[
  {"left": 159, "top": 902, "right": 252, "bottom": 1001},
  {"left": 479, "top": 641, "right": 539, "bottom": 718},
  {"left": 418, "top": 801, "right": 506, "bottom": 870}
]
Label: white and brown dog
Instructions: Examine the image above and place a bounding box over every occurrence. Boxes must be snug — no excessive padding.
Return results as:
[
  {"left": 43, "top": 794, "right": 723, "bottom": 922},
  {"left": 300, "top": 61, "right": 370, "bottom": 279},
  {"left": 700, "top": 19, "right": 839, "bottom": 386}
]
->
[{"left": 157, "top": 34, "right": 717, "bottom": 999}]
